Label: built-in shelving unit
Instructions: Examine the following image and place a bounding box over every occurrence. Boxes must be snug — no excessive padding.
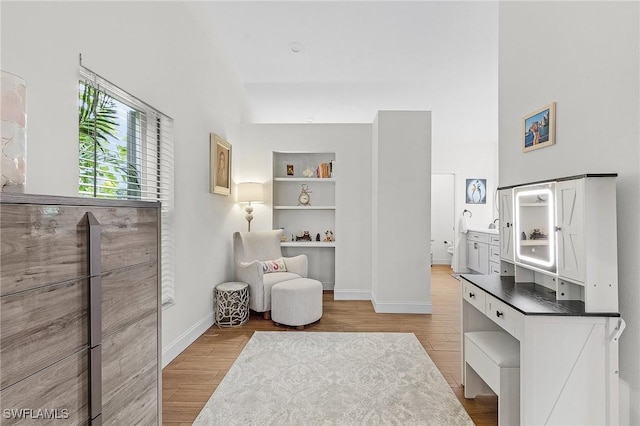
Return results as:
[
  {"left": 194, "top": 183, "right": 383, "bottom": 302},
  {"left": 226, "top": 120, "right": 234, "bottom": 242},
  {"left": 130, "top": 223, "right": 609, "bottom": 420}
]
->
[{"left": 272, "top": 151, "right": 336, "bottom": 289}]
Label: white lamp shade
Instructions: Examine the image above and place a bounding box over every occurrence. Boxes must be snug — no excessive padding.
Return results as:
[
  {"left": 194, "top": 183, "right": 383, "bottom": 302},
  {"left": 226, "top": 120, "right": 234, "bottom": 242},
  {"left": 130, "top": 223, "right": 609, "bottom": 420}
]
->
[{"left": 237, "top": 182, "right": 264, "bottom": 203}]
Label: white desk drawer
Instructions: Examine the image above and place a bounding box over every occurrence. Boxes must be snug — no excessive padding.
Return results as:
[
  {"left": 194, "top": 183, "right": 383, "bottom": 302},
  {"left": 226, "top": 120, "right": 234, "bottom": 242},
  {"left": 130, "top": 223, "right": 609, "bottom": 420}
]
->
[
  {"left": 462, "top": 281, "right": 486, "bottom": 313},
  {"left": 489, "top": 261, "right": 501, "bottom": 275},
  {"left": 468, "top": 232, "right": 489, "bottom": 243},
  {"left": 485, "top": 294, "right": 523, "bottom": 339},
  {"left": 490, "top": 235, "right": 500, "bottom": 246},
  {"left": 489, "top": 245, "right": 500, "bottom": 262}
]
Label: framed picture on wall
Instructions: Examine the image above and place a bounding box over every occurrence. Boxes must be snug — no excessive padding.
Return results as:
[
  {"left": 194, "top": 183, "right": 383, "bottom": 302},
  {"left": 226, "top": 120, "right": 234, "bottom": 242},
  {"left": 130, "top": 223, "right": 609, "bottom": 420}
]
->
[
  {"left": 523, "top": 102, "right": 556, "bottom": 152},
  {"left": 465, "top": 179, "right": 487, "bottom": 204},
  {"left": 210, "top": 133, "right": 231, "bottom": 195}
]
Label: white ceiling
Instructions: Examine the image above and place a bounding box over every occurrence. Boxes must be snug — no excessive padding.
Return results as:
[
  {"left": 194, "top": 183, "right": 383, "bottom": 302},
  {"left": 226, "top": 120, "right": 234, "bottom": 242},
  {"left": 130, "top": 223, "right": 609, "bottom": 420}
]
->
[{"left": 185, "top": 1, "right": 498, "bottom": 137}]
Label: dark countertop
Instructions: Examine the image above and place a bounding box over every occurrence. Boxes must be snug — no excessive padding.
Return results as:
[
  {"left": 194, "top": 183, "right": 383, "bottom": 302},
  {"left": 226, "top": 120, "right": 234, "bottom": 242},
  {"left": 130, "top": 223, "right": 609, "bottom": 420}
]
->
[{"left": 460, "top": 274, "right": 620, "bottom": 317}]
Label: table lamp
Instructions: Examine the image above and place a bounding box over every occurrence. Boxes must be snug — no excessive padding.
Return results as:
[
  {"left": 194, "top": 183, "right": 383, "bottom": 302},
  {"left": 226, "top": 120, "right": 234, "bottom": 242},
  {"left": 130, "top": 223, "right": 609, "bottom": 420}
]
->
[{"left": 237, "top": 182, "right": 264, "bottom": 231}]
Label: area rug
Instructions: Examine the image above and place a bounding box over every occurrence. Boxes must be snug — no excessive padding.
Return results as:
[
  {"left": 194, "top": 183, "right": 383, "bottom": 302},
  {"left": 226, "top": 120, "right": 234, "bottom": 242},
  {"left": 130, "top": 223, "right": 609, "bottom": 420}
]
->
[{"left": 193, "top": 332, "right": 473, "bottom": 425}]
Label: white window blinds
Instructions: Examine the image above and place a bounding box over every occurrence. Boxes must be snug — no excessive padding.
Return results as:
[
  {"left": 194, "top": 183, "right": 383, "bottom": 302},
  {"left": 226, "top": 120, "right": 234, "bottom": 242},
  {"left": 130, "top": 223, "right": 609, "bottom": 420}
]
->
[{"left": 79, "top": 65, "right": 175, "bottom": 305}]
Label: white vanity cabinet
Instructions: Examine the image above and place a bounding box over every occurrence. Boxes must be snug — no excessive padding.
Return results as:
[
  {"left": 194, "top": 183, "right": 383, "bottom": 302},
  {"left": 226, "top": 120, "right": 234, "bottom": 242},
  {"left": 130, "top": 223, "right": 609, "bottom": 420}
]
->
[
  {"left": 467, "top": 230, "right": 499, "bottom": 275},
  {"left": 498, "top": 188, "right": 514, "bottom": 262}
]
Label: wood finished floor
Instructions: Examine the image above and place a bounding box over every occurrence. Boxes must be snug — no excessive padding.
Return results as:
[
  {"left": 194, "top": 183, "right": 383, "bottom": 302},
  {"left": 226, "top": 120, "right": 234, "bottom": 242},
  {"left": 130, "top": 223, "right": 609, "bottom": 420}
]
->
[{"left": 162, "top": 265, "right": 497, "bottom": 425}]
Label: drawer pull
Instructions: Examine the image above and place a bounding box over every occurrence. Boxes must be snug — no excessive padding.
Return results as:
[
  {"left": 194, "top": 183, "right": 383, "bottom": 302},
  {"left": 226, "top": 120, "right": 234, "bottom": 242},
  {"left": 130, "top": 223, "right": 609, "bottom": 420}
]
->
[
  {"left": 496, "top": 311, "right": 503, "bottom": 318},
  {"left": 469, "top": 292, "right": 475, "bottom": 299}
]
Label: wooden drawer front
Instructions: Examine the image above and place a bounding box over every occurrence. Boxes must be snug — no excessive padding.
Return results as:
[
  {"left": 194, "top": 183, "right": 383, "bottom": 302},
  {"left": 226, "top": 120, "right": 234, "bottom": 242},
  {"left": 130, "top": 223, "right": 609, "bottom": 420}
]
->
[
  {"left": 0, "top": 279, "right": 88, "bottom": 389},
  {"left": 468, "top": 232, "right": 489, "bottom": 243},
  {"left": 490, "top": 235, "right": 500, "bottom": 246},
  {"left": 102, "top": 313, "right": 157, "bottom": 425},
  {"left": 102, "top": 261, "right": 158, "bottom": 338},
  {"left": 96, "top": 207, "right": 158, "bottom": 273},
  {"left": 0, "top": 205, "right": 158, "bottom": 296},
  {"left": 485, "top": 294, "right": 523, "bottom": 339},
  {"left": 489, "top": 261, "right": 501, "bottom": 275},
  {"left": 489, "top": 245, "right": 500, "bottom": 262},
  {"left": 1, "top": 205, "right": 88, "bottom": 295},
  {"left": 0, "top": 349, "right": 89, "bottom": 425},
  {"left": 462, "top": 280, "right": 486, "bottom": 313}
]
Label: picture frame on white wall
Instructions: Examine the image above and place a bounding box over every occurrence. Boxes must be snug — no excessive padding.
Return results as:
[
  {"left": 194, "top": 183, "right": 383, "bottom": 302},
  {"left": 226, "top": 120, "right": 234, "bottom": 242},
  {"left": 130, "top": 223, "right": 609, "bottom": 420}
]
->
[
  {"left": 522, "top": 102, "right": 556, "bottom": 152},
  {"left": 210, "top": 133, "right": 231, "bottom": 195},
  {"left": 465, "top": 179, "right": 486, "bottom": 204}
]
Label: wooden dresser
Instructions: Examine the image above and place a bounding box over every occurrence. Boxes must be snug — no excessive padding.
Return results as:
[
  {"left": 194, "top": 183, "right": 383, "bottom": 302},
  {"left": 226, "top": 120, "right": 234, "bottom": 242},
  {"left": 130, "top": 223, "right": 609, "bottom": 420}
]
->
[{"left": 0, "top": 193, "right": 161, "bottom": 425}]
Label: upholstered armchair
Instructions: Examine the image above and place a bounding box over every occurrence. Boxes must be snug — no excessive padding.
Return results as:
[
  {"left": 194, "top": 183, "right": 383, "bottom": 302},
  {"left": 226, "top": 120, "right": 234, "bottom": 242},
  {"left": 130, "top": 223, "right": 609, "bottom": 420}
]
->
[{"left": 233, "top": 230, "right": 308, "bottom": 319}]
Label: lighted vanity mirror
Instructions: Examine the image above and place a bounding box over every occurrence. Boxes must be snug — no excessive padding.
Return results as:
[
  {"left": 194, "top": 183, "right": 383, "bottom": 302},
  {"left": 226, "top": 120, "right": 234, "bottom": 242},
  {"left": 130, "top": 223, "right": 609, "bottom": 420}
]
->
[{"left": 514, "top": 182, "right": 556, "bottom": 273}]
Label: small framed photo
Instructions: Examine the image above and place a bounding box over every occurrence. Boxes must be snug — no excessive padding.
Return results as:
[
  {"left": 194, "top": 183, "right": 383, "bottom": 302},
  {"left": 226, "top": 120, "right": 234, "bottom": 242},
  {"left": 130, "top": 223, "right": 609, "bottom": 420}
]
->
[
  {"left": 466, "top": 179, "right": 487, "bottom": 204},
  {"left": 287, "top": 164, "right": 294, "bottom": 176},
  {"left": 210, "top": 133, "right": 231, "bottom": 195},
  {"left": 523, "top": 102, "right": 556, "bottom": 152}
]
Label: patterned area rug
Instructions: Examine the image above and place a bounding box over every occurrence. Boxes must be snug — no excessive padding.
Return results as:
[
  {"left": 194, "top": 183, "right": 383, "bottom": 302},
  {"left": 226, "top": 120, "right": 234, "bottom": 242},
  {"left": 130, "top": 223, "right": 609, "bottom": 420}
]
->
[{"left": 193, "top": 332, "right": 473, "bottom": 425}]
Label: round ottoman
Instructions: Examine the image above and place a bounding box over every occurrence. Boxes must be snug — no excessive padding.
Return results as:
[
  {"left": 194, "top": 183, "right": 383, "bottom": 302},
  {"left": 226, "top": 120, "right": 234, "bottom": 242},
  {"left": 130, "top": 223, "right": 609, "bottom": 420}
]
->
[
  {"left": 271, "top": 278, "right": 323, "bottom": 329},
  {"left": 214, "top": 281, "right": 249, "bottom": 327}
]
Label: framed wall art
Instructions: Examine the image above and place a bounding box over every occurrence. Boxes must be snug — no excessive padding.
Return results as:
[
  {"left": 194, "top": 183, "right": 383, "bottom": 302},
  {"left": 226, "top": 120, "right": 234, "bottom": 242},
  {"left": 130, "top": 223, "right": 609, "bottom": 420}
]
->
[
  {"left": 210, "top": 133, "right": 231, "bottom": 195},
  {"left": 465, "top": 179, "right": 486, "bottom": 204},
  {"left": 523, "top": 102, "right": 556, "bottom": 152}
]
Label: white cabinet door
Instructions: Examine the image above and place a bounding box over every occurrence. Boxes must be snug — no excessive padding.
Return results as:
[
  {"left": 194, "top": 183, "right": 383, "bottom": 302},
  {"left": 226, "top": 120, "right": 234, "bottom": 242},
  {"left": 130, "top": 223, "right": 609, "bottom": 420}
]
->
[
  {"left": 467, "top": 240, "right": 489, "bottom": 274},
  {"left": 556, "top": 179, "right": 585, "bottom": 283},
  {"left": 499, "top": 189, "right": 514, "bottom": 261}
]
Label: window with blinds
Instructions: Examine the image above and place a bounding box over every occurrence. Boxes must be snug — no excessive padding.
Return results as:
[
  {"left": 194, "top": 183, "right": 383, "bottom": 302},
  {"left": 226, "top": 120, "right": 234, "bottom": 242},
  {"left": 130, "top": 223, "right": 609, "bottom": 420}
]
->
[{"left": 78, "top": 66, "right": 175, "bottom": 305}]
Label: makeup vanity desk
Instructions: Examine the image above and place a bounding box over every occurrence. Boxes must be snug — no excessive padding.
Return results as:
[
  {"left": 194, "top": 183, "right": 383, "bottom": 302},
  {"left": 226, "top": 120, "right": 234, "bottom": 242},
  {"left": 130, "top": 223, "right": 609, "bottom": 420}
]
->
[{"left": 461, "top": 273, "right": 623, "bottom": 425}]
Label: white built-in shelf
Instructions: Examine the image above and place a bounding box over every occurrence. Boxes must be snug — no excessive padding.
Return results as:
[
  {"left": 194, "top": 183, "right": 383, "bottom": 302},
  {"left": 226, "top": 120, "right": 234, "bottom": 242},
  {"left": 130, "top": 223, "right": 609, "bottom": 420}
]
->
[
  {"left": 274, "top": 177, "right": 335, "bottom": 182},
  {"left": 273, "top": 206, "right": 336, "bottom": 210},
  {"left": 281, "top": 242, "right": 336, "bottom": 248},
  {"left": 520, "top": 240, "right": 550, "bottom": 246},
  {"left": 520, "top": 202, "right": 549, "bottom": 207}
]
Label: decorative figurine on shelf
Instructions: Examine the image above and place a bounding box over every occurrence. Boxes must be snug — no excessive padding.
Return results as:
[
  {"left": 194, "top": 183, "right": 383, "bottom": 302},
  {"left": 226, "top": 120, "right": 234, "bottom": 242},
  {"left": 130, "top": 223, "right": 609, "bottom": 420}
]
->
[
  {"left": 303, "top": 167, "right": 314, "bottom": 178},
  {"left": 316, "top": 233, "right": 321, "bottom": 241},
  {"left": 298, "top": 184, "right": 312, "bottom": 206},
  {"left": 286, "top": 164, "right": 294, "bottom": 176},
  {"left": 296, "top": 230, "right": 312, "bottom": 242},
  {"left": 529, "top": 229, "right": 548, "bottom": 240},
  {"left": 324, "top": 230, "right": 334, "bottom": 242}
]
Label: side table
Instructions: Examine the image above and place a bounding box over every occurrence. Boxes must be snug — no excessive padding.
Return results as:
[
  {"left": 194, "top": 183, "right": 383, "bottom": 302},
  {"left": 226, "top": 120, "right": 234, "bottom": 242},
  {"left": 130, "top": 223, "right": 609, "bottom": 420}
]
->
[{"left": 214, "top": 281, "right": 249, "bottom": 327}]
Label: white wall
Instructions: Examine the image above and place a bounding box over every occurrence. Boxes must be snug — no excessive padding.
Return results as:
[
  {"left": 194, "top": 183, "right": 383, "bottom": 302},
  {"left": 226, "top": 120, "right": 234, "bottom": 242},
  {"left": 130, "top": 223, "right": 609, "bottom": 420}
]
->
[
  {"left": 498, "top": 2, "right": 640, "bottom": 424},
  {"left": 1, "top": 1, "right": 252, "bottom": 366},
  {"left": 236, "top": 123, "right": 373, "bottom": 299},
  {"left": 372, "top": 111, "right": 432, "bottom": 313},
  {"left": 431, "top": 174, "right": 455, "bottom": 265}
]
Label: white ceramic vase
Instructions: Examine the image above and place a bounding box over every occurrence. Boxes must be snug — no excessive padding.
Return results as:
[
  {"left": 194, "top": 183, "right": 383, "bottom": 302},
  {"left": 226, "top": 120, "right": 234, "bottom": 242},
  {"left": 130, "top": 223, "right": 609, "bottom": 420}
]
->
[{"left": 1, "top": 71, "right": 27, "bottom": 193}]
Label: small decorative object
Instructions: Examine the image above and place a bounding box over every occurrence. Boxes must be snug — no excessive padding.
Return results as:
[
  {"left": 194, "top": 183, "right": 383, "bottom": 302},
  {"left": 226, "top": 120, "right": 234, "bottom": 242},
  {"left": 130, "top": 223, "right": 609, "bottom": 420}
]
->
[
  {"left": 302, "top": 167, "right": 314, "bottom": 178},
  {"left": 529, "top": 229, "right": 548, "bottom": 240},
  {"left": 210, "top": 133, "right": 231, "bottom": 195},
  {"left": 523, "top": 102, "right": 556, "bottom": 152},
  {"left": 521, "top": 231, "right": 527, "bottom": 240},
  {"left": 1, "top": 71, "right": 27, "bottom": 193},
  {"left": 286, "top": 164, "right": 294, "bottom": 176},
  {"left": 296, "top": 230, "right": 312, "bottom": 242},
  {"left": 324, "top": 230, "right": 334, "bottom": 242},
  {"left": 298, "top": 184, "right": 312, "bottom": 206},
  {"left": 316, "top": 233, "right": 321, "bottom": 241},
  {"left": 465, "top": 179, "right": 486, "bottom": 204}
]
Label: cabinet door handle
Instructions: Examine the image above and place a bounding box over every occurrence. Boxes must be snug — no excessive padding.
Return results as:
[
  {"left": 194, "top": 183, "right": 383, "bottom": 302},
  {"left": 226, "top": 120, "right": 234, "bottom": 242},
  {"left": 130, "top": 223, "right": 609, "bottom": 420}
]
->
[
  {"left": 496, "top": 311, "right": 503, "bottom": 318},
  {"left": 469, "top": 292, "right": 475, "bottom": 299},
  {"left": 555, "top": 226, "right": 562, "bottom": 231},
  {"left": 473, "top": 242, "right": 478, "bottom": 249},
  {"left": 506, "top": 223, "right": 511, "bottom": 228}
]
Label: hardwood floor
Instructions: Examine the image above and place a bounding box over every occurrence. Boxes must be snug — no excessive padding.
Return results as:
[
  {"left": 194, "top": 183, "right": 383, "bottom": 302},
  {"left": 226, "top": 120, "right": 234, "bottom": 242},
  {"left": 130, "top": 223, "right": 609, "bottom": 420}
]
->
[{"left": 162, "top": 265, "right": 498, "bottom": 425}]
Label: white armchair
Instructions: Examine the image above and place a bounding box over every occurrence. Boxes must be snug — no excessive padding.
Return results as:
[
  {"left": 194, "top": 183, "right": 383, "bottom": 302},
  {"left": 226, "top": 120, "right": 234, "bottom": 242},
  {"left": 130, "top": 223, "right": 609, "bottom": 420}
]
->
[{"left": 233, "top": 230, "right": 308, "bottom": 319}]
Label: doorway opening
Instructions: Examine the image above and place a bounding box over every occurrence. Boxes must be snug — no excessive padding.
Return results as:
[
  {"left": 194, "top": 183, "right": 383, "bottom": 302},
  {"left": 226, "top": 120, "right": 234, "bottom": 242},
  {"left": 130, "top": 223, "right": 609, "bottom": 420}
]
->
[{"left": 431, "top": 173, "right": 455, "bottom": 268}]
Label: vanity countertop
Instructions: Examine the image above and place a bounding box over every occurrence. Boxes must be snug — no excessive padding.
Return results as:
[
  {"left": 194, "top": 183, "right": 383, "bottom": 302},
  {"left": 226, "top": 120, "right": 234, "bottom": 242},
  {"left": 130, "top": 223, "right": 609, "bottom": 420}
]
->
[
  {"left": 460, "top": 274, "right": 620, "bottom": 317},
  {"left": 467, "top": 227, "right": 499, "bottom": 235}
]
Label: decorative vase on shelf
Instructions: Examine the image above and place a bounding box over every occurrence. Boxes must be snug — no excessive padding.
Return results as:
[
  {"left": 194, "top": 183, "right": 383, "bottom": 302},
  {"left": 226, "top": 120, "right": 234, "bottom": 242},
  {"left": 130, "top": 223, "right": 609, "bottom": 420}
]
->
[{"left": 1, "top": 71, "right": 27, "bottom": 193}]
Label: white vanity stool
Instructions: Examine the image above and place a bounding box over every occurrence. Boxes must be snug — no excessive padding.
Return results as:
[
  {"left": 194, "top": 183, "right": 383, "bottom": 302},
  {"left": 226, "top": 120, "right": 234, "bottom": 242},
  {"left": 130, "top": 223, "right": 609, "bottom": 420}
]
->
[
  {"left": 271, "top": 278, "right": 323, "bottom": 329},
  {"left": 464, "top": 331, "right": 520, "bottom": 425}
]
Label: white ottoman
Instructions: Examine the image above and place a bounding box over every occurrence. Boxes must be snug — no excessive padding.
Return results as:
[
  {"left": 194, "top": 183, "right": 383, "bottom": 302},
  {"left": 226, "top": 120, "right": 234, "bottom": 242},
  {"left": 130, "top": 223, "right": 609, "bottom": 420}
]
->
[{"left": 271, "top": 278, "right": 323, "bottom": 329}]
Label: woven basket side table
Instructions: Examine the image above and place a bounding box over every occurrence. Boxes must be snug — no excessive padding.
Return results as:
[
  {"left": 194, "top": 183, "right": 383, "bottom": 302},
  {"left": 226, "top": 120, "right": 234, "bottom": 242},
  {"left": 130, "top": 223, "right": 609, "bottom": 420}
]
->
[{"left": 214, "top": 281, "right": 249, "bottom": 327}]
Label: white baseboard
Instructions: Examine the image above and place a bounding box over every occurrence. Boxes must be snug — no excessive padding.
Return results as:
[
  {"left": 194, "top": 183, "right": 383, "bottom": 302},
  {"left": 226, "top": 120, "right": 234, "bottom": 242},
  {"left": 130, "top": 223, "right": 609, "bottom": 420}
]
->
[
  {"left": 162, "top": 312, "right": 213, "bottom": 368},
  {"left": 333, "top": 289, "right": 371, "bottom": 300},
  {"left": 370, "top": 293, "right": 432, "bottom": 314}
]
